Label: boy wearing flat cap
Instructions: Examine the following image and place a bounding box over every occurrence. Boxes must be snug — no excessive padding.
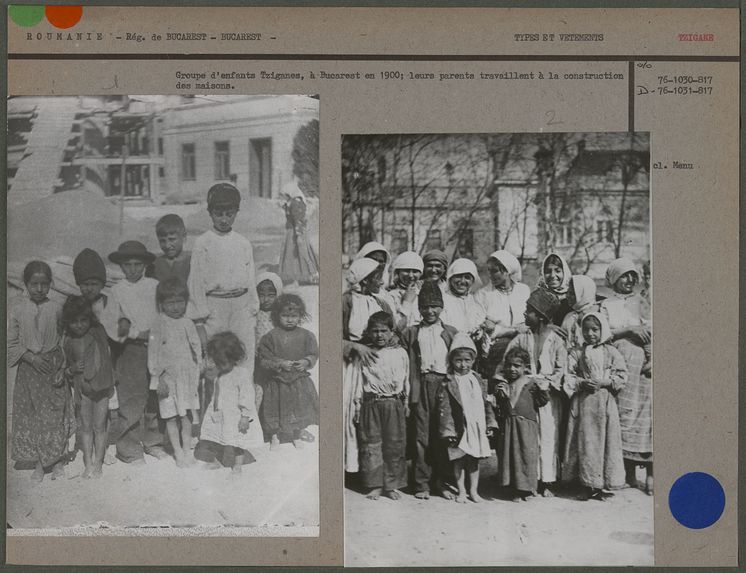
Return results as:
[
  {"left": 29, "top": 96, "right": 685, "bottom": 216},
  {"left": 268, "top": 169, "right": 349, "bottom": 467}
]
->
[
  {"left": 101, "top": 241, "right": 159, "bottom": 464},
  {"left": 187, "top": 183, "right": 259, "bottom": 377}
]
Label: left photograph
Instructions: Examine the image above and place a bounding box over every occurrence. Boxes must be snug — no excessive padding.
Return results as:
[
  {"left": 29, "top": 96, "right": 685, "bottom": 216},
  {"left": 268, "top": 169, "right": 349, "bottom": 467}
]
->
[{"left": 6, "top": 94, "right": 320, "bottom": 535}]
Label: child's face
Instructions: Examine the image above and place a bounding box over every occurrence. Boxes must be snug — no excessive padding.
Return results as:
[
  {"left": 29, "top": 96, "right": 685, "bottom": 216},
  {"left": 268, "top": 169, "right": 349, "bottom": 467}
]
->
[
  {"left": 451, "top": 349, "right": 475, "bottom": 375},
  {"left": 360, "top": 270, "right": 383, "bottom": 295},
  {"left": 257, "top": 281, "right": 278, "bottom": 311},
  {"left": 26, "top": 272, "right": 51, "bottom": 303},
  {"left": 120, "top": 258, "right": 145, "bottom": 283},
  {"left": 161, "top": 296, "right": 187, "bottom": 319},
  {"left": 449, "top": 273, "right": 474, "bottom": 296},
  {"left": 209, "top": 206, "right": 238, "bottom": 234},
  {"left": 69, "top": 314, "right": 92, "bottom": 338},
  {"left": 582, "top": 317, "right": 602, "bottom": 345},
  {"left": 158, "top": 229, "right": 186, "bottom": 260},
  {"left": 505, "top": 357, "right": 527, "bottom": 382},
  {"left": 544, "top": 260, "right": 564, "bottom": 291},
  {"left": 278, "top": 305, "right": 302, "bottom": 330},
  {"left": 368, "top": 322, "right": 393, "bottom": 349},
  {"left": 488, "top": 259, "right": 510, "bottom": 289},
  {"left": 396, "top": 268, "right": 421, "bottom": 288},
  {"left": 614, "top": 271, "right": 637, "bottom": 295},
  {"left": 419, "top": 304, "right": 443, "bottom": 325},
  {"left": 424, "top": 260, "right": 446, "bottom": 282},
  {"left": 524, "top": 305, "right": 543, "bottom": 330},
  {"left": 79, "top": 278, "right": 104, "bottom": 302}
]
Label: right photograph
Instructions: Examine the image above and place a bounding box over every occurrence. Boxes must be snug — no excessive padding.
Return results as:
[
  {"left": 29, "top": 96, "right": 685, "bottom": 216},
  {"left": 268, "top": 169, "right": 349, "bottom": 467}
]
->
[{"left": 341, "top": 132, "right": 652, "bottom": 566}]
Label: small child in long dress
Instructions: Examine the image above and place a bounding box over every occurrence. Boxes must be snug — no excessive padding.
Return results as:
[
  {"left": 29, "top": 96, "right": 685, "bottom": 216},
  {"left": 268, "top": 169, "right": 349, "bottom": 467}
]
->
[
  {"left": 198, "top": 331, "right": 263, "bottom": 475},
  {"left": 257, "top": 294, "right": 319, "bottom": 450},
  {"left": 495, "top": 346, "right": 548, "bottom": 502},
  {"left": 148, "top": 278, "right": 203, "bottom": 467},
  {"left": 562, "top": 312, "right": 628, "bottom": 500},
  {"left": 61, "top": 296, "right": 115, "bottom": 478},
  {"left": 438, "top": 333, "right": 497, "bottom": 503}
]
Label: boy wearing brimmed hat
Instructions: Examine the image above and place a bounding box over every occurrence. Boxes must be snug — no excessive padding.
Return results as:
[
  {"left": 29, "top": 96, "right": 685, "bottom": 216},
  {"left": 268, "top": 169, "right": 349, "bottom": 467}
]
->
[
  {"left": 101, "top": 241, "right": 159, "bottom": 464},
  {"left": 499, "top": 288, "right": 567, "bottom": 497},
  {"left": 400, "top": 280, "right": 458, "bottom": 499},
  {"left": 187, "top": 183, "right": 259, "bottom": 385}
]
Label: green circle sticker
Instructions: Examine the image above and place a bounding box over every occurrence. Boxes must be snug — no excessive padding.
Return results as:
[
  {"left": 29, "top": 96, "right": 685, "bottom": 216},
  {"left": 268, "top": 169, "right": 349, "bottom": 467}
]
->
[{"left": 9, "top": 5, "right": 45, "bottom": 27}]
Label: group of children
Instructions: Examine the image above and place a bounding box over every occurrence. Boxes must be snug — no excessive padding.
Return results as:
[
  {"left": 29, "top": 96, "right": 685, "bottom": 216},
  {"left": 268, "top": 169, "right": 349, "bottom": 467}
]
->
[
  {"left": 9, "top": 183, "right": 319, "bottom": 483},
  {"left": 344, "top": 244, "right": 652, "bottom": 504}
]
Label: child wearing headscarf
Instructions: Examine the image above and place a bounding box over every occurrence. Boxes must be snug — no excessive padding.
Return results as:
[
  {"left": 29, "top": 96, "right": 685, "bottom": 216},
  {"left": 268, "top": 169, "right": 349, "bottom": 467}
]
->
[
  {"left": 343, "top": 257, "right": 395, "bottom": 473},
  {"left": 476, "top": 250, "right": 531, "bottom": 375},
  {"left": 355, "top": 241, "right": 396, "bottom": 312},
  {"left": 600, "top": 257, "right": 652, "bottom": 494},
  {"left": 500, "top": 289, "right": 567, "bottom": 497},
  {"left": 440, "top": 258, "right": 486, "bottom": 335},
  {"left": 537, "top": 253, "right": 573, "bottom": 325},
  {"left": 438, "top": 333, "right": 497, "bottom": 503},
  {"left": 387, "top": 250, "right": 424, "bottom": 328},
  {"left": 255, "top": 271, "right": 283, "bottom": 343},
  {"left": 560, "top": 275, "right": 599, "bottom": 349},
  {"left": 562, "top": 312, "right": 627, "bottom": 500}
]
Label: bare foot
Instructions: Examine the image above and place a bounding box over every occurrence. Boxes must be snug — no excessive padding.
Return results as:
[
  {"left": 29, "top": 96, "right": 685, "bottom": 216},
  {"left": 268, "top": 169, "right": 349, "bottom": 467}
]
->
[
  {"left": 383, "top": 489, "right": 401, "bottom": 500},
  {"left": 228, "top": 466, "right": 242, "bottom": 479},
  {"left": 292, "top": 439, "right": 304, "bottom": 450},
  {"left": 82, "top": 466, "right": 94, "bottom": 479},
  {"left": 441, "top": 489, "right": 456, "bottom": 501},
  {"left": 176, "top": 457, "right": 189, "bottom": 469},
  {"left": 414, "top": 491, "right": 430, "bottom": 500},
  {"left": 469, "top": 490, "right": 484, "bottom": 503},
  {"left": 31, "top": 465, "right": 44, "bottom": 484},
  {"left": 541, "top": 487, "right": 554, "bottom": 498},
  {"left": 103, "top": 451, "right": 117, "bottom": 465},
  {"left": 366, "top": 488, "right": 382, "bottom": 500},
  {"left": 299, "top": 429, "right": 315, "bottom": 443},
  {"left": 202, "top": 460, "right": 222, "bottom": 470},
  {"left": 270, "top": 435, "right": 280, "bottom": 452},
  {"left": 91, "top": 465, "right": 103, "bottom": 479},
  {"left": 51, "top": 462, "right": 65, "bottom": 480},
  {"left": 645, "top": 476, "right": 654, "bottom": 496},
  {"left": 455, "top": 493, "right": 468, "bottom": 503},
  {"left": 511, "top": 495, "right": 523, "bottom": 503}
]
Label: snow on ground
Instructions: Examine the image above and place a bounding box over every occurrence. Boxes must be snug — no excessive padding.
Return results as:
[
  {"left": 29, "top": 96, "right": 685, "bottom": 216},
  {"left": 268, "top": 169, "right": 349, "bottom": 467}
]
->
[{"left": 345, "top": 458, "right": 653, "bottom": 567}]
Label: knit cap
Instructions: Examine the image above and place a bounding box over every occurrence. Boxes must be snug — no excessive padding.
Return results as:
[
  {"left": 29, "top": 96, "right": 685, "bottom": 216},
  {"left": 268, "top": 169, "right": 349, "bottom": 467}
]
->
[
  {"left": 526, "top": 288, "right": 560, "bottom": 322},
  {"left": 418, "top": 279, "right": 443, "bottom": 308}
]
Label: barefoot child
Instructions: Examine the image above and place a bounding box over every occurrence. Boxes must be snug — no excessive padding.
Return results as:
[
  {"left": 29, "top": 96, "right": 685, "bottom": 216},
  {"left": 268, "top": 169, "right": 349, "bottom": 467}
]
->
[
  {"left": 148, "top": 279, "right": 203, "bottom": 467},
  {"left": 61, "top": 296, "right": 115, "bottom": 478},
  {"left": 101, "top": 241, "right": 159, "bottom": 464},
  {"left": 197, "top": 332, "right": 263, "bottom": 475},
  {"left": 257, "top": 294, "right": 319, "bottom": 450},
  {"left": 439, "top": 333, "right": 497, "bottom": 503},
  {"left": 399, "top": 280, "right": 458, "bottom": 499},
  {"left": 9, "top": 261, "right": 76, "bottom": 482},
  {"left": 501, "top": 289, "right": 567, "bottom": 497},
  {"left": 353, "top": 311, "right": 409, "bottom": 500},
  {"left": 562, "top": 312, "right": 628, "bottom": 500},
  {"left": 495, "top": 347, "right": 548, "bottom": 501}
]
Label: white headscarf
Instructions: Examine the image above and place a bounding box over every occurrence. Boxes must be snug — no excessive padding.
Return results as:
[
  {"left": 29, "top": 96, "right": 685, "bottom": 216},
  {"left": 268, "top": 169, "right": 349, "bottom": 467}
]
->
[
  {"left": 449, "top": 331, "right": 478, "bottom": 356},
  {"left": 580, "top": 311, "right": 612, "bottom": 346},
  {"left": 538, "top": 253, "right": 572, "bottom": 296},
  {"left": 255, "top": 271, "right": 283, "bottom": 296},
  {"left": 446, "top": 258, "right": 480, "bottom": 286},
  {"left": 355, "top": 241, "right": 390, "bottom": 265},
  {"left": 391, "top": 251, "right": 424, "bottom": 274},
  {"left": 570, "top": 275, "right": 596, "bottom": 313},
  {"left": 488, "top": 250, "right": 522, "bottom": 282},
  {"left": 280, "top": 179, "right": 306, "bottom": 202},
  {"left": 346, "top": 258, "right": 380, "bottom": 287},
  {"left": 605, "top": 257, "right": 640, "bottom": 289}
]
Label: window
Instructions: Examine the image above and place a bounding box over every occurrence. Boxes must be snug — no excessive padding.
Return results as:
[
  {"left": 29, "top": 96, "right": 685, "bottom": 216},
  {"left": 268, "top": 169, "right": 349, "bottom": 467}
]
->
[
  {"left": 391, "top": 229, "right": 409, "bottom": 255},
  {"left": 157, "top": 137, "right": 163, "bottom": 156},
  {"left": 249, "top": 138, "right": 272, "bottom": 197},
  {"left": 425, "top": 229, "right": 442, "bottom": 251},
  {"left": 557, "top": 220, "right": 575, "bottom": 247},
  {"left": 456, "top": 228, "right": 474, "bottom": 259},
  {"left": 214, "top": 141, "right": 231, "bottom": 181},
  {"left": 181, "top": 143, "right": 195, "bottom": 181},
  {"left": 596, "top": 219, "right": 615, "bottom": 243}
]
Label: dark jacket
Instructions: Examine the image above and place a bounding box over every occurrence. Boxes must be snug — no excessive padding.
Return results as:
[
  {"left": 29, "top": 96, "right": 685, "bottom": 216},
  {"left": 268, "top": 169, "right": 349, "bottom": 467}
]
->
[
  {"left": 399, "top": 321, "right": 458, "bottom": 405},
  {"left": 437, "top": 371, "right": 498, "bottom": 442}
]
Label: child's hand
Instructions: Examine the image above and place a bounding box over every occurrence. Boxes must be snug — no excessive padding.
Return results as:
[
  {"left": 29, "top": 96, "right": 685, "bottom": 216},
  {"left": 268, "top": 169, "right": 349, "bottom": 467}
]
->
[
  {"left": 486, "top": 427, "right": 496, "bottom": 438},
  {"left": 447, "top": 436, "right": 459, "bottom": 447},
  {"left": 238, "top": 415, "right": 252, "bottom": 434},
  {"left": 404, "top": 403, "right": 411, "bottom": 418},
  {"left": 581, "top": 378, "right": 598, "bottom": 393},
  {"left": 117, "top": 318, "right": 131, "bottom": 339},
  {"left": 291, "top": 360, "right": 308, "bottom": 372},
  {"left": 496, "top": 382, "right": 510, "bottom": 397},
  {"left": 354, "top": 343, "right": 378, "bottom": 367},
  {"left": 157, "top": 375, "right": 170, "bottom": 398}
]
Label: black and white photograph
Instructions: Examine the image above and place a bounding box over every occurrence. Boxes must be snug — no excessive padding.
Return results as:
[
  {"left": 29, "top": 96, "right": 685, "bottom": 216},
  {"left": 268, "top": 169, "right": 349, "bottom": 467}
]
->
[
  {"left": 6, "top": 94, "right": 320, "bottom": 535},
  {"left": 342, "top": 132, "right": 652, "bottom": 565}
]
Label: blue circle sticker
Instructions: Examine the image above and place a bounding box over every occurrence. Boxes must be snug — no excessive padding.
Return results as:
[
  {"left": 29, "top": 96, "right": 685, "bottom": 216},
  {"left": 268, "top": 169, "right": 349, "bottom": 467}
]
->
[{"left": 669, "top": 472, "right": 725, "bottom": 529}]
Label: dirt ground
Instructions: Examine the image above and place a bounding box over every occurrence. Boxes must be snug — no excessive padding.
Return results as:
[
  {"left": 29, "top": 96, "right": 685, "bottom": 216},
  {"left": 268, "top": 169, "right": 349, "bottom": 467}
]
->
[{"left": 345, "top": 457, "right": 653, "bottom": 567}]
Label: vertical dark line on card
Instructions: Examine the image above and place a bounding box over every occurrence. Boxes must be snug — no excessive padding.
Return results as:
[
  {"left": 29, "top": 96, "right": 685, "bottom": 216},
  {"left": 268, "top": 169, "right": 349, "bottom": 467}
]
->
[{"left": 628, "top": 60, "right": 635, "bottom": 132}]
